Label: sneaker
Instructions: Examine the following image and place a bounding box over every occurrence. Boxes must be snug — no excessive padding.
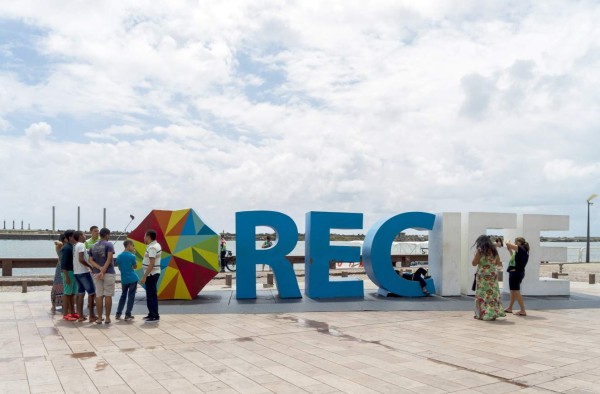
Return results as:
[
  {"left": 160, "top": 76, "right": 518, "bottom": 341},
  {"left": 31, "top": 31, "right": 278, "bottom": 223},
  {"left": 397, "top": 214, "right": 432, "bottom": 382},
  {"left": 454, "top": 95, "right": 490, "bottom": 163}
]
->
[
  {"left": 146, "top": 317, "right": 160, "bottom": 322},
  {"left": 62, "top": 315, "right": 77, "bottom": 321},
  {"left": 124, "top": 315, "right": 134, "bottom": 321},
  {"left": 115, "top": 314, "right": 121, "bottom": 320},
  {"left": 142, "top": 315, "right": 151, "bottom": 321},
  {"left": 70, "top": 313, "right": 80, "bottom": 319}
]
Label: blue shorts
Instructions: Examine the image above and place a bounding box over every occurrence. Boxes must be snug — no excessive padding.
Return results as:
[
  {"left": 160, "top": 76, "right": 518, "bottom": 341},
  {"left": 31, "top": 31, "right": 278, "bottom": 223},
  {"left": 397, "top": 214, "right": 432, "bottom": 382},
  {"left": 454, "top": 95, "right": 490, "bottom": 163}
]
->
[{"left": 75, "top": 272, "right": 96, "bottom": 295}]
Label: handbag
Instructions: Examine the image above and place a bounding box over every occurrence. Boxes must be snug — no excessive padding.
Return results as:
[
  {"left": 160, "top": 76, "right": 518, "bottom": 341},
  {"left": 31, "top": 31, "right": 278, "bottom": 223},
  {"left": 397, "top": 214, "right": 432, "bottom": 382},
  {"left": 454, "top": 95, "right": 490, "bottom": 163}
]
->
[{"left": 506, "top": 252, "right": 516, "bottom": 272}]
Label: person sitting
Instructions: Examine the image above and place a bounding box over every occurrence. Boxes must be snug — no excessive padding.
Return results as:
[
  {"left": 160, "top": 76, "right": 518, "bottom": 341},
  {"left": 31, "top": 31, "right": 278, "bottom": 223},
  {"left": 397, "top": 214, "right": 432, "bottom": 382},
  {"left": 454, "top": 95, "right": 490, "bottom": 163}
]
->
[
  {"left": 261, "top": 235, "right": 273, "bottom": 271},
  {"left": 401, "top": 267, "right": 430, "bottom": 295}
]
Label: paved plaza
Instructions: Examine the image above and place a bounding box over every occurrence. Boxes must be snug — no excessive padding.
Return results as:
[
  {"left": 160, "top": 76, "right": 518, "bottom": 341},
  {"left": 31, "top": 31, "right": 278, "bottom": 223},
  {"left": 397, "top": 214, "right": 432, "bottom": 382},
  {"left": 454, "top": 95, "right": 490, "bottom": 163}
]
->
[{"left": 1, "top": 283, "right": 600, "bottom": 393}]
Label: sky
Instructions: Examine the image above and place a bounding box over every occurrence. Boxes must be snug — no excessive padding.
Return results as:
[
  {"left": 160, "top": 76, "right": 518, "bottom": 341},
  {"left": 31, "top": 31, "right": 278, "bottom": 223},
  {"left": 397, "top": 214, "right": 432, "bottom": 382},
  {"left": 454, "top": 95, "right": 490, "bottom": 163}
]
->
[{"left": 0, "top": 1, "right": 599, "bottom": 237}]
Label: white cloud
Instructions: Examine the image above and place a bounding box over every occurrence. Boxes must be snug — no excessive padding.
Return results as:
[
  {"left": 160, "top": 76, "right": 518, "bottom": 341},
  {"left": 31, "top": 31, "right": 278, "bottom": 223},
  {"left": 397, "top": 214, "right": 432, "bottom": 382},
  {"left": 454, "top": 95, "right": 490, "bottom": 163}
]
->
[
  {"left": 0, "top": 117, "right": 10, "bottom": 132},
  {"left": 24, "top": 122, "right": 52, "bottom": 146},
  {"left": 0, "top": 1, "right": 599, "bottom": 236},
  {"left": 84, "top": 125, "right": 144, "bottom": 140},
  {"left": 544, "top": 159, "right": 600, "bottom": 181}
]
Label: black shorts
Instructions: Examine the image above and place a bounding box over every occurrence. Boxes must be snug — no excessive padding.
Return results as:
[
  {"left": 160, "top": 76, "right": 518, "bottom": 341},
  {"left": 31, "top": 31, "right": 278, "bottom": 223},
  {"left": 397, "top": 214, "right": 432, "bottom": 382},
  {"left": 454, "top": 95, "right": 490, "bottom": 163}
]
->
[{"left": 508, "top": 271, "right": 525, "bottom": 291}]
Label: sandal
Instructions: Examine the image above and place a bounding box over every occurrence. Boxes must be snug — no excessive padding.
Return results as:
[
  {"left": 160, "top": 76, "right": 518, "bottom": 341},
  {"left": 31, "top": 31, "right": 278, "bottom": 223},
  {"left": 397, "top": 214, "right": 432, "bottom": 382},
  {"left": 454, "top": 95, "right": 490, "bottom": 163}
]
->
[
  {"left": 104, "top": 319, "right": 111, "bottom": 324},
  {"left": 515, "top": 311, "right": 527, "bottom": 316},
  {"left": 504, "top": 309, "right": 513, "bottom": 313}
]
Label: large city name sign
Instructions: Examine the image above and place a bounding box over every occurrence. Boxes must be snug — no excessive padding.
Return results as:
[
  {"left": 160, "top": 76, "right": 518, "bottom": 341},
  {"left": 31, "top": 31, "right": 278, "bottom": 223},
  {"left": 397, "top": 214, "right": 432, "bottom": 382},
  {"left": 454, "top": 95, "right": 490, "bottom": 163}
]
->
[{"left": 235, "top": 211, "right": 570, "bottom": 299}]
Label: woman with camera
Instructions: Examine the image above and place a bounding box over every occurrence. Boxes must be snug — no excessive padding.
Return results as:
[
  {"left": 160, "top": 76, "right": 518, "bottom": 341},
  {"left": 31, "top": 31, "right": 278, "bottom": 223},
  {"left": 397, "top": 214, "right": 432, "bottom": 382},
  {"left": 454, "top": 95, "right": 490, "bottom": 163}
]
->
[{"left": 504, "top": 237, "right": 530, "bottom": 316}]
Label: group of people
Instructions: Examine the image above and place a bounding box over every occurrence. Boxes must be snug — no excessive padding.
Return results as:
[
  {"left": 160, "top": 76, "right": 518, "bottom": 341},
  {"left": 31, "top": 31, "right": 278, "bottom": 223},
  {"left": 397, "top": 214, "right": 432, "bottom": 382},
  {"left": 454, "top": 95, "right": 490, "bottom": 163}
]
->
[
  {"left": 472, "top": 235, "right": 530, "bottom": 321},
  {"left": 51, "top": 226, "right": 163, "bottom": 323},
  {"left": 51, "top": 229, "right": 529, "bottom": 322}
]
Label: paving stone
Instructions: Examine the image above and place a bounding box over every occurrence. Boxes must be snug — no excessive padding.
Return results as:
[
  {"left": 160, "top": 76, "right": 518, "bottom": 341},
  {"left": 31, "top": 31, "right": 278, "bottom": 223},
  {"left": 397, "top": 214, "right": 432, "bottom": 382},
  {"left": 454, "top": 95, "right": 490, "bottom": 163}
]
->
[{"left": 1, "top": 286, "right": 599, "bottom": 393}]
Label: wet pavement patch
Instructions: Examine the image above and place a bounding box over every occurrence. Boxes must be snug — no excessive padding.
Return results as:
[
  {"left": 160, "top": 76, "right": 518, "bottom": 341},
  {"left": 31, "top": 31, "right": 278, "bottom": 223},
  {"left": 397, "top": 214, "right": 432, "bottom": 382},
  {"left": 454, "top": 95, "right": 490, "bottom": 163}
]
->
[
  {"left": 38, "top": 327, "right": 61, "bottom": 337},
  {"left": 277, "top": 315, "right": 396, "bottom": 350},
  {"left": 70, "top": 351, "right": 97, "bottom": 359}
]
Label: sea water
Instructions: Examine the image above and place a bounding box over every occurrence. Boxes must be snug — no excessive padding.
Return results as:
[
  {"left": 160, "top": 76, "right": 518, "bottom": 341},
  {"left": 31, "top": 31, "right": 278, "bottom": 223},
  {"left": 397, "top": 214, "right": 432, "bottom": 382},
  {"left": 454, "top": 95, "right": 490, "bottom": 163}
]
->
[{"left": 1, "top": 239, "right": 599, "bottom": 276}]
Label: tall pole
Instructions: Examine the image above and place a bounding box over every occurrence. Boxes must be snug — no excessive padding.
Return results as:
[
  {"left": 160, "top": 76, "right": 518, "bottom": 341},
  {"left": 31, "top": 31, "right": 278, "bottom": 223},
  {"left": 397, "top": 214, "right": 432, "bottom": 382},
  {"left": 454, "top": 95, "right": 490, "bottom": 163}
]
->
[
  {"left": 587, "top": 201, "right": 590, "bottom": 263},
  {"left": 103, "top": 208, "right": 106, "bottom": 228},
  {"left": 586, "top": 194, "right": 598, "bottom": 263},
  {"left": 52, "top": 206, "right": 55, "bottom": 232},
  {"left": 77, "top": 206, "right": 80, "bottom": 231}
]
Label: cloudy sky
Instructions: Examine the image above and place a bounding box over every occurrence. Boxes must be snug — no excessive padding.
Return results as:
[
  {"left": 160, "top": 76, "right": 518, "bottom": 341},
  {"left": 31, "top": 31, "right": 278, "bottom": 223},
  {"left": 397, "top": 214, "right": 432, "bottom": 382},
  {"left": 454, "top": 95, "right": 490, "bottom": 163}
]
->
[{"left": 1, "top": 1, "right": 599, "bottom": 236}]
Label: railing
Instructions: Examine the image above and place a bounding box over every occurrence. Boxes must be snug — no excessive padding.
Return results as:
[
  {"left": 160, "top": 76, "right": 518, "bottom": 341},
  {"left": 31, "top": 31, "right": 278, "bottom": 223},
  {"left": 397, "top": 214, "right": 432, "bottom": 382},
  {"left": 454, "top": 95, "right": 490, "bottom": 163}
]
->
[
  {"left": 576, "top": 247, "right": 600, "bottom": 262},
  {"left": 1, "top": 254, "right": 428, "bottom": 277}
]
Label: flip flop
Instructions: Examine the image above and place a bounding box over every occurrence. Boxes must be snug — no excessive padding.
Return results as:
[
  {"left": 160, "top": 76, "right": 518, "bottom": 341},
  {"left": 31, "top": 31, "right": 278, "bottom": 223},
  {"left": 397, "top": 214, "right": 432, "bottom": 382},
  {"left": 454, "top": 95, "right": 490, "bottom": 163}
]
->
[
  {"left": 515, "top": 311, "right": 527, "bottom": 316},
  {"left": 504, "top": 309, "right": 513, "bottom": 313}
]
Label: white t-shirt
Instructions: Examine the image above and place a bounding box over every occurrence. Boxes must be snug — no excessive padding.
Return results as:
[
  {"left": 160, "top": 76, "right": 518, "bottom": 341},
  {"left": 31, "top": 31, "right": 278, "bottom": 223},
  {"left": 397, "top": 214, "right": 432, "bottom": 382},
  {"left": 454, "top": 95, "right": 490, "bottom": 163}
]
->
[
  {"left": 73, "top": 242, "right": 89, "bottom": 275},
  {"left": 143, "top": 240, "right": 162, "bottom": 275}
]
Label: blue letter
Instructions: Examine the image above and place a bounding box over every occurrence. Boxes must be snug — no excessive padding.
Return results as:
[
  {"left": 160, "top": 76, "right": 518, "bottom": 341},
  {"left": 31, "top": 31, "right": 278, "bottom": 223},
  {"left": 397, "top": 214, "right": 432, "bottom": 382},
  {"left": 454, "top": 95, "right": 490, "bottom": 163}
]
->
[
  {"left": 305, "top": 211, "right": 364, "bottom": 298},
  {"left": 235, "top": 211, "right": 301, "bottom": 299},
  {"left": 363, "top": 212, "right": 436, "bottom": 297}
]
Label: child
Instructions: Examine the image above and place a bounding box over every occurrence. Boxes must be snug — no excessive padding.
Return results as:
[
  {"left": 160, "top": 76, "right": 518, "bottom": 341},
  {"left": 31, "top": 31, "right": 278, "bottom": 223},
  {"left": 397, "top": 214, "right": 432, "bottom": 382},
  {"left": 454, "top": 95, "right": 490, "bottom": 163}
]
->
[{"left": 115, "top": 240, "right": 138, "bottom": 321}]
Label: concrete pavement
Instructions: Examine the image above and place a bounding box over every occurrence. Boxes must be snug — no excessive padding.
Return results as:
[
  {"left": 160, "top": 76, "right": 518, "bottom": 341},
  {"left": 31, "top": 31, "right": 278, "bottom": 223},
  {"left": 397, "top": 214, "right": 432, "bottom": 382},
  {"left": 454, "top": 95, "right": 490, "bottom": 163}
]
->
[{"left": 1, "top": 282, "right": 600, "bottom": 393}]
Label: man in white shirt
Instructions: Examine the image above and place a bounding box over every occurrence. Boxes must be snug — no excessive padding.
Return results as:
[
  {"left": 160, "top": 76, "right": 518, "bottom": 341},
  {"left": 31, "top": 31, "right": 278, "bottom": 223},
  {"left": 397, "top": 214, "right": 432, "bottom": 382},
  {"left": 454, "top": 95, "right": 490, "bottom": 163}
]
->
[
  {"left": 73, "top": 231, "right": 97, "bottom": 322},
  {"left": 141, "top": 229, "right": 162, "bottom": 322}
]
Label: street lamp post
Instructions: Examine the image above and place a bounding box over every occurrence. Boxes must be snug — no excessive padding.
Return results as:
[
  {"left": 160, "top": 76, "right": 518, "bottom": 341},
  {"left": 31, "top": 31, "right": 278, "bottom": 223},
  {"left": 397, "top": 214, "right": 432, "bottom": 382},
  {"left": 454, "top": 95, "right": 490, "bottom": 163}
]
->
[{"left": 586, "top": 194, "right": 598, "bottom": 263}]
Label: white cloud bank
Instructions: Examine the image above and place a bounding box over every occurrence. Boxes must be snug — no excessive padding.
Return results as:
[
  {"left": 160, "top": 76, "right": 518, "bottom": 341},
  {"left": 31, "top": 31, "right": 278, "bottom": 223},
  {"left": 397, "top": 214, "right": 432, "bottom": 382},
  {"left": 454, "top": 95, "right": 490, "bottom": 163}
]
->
[{"left": 0, "top": 1, "right": 599, "bottom": 236}]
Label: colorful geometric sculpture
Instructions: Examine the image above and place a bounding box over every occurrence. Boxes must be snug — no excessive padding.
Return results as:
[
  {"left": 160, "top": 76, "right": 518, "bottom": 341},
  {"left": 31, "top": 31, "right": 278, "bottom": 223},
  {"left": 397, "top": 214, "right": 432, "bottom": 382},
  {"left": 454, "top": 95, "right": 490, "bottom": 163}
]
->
[{"left": 127, "top": 208, "right": 219, "bottom": 300}]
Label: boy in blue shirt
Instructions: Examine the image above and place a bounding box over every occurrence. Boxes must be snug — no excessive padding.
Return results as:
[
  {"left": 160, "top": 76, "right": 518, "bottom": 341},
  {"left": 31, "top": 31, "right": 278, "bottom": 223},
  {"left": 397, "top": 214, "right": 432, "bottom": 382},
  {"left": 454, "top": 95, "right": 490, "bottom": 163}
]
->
[{"left": 115, "top": 240, "right": 138, "bottom": 321}]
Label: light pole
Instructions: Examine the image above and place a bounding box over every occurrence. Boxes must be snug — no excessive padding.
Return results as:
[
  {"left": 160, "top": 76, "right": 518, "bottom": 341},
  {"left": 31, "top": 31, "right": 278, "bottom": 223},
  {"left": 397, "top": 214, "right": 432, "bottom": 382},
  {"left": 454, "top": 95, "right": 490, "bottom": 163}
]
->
[{"left": 586, "top": 194, "right": 598, "bottom": 263}]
